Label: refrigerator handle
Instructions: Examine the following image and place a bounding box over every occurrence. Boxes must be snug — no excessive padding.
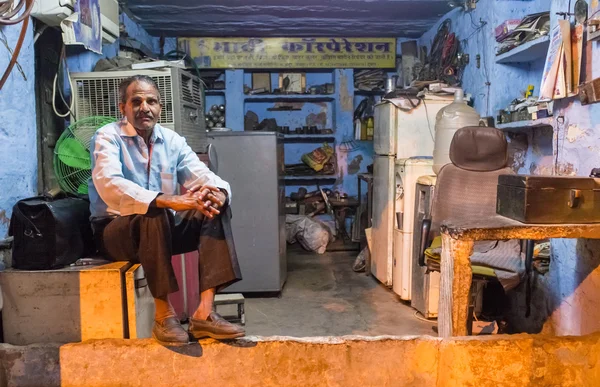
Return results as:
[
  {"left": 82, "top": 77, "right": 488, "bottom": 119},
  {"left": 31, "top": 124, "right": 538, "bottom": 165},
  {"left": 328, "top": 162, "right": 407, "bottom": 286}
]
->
[
  {"left": 207, "top": 143, "right": 218, "bottom": 173},
  {"left": 419, "top": 218, "right": 432, "bottom": 267}
]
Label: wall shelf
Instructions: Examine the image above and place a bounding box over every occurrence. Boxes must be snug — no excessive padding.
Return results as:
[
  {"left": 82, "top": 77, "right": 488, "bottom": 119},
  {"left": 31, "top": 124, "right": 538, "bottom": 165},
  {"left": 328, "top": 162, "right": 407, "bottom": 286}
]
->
[
  {"left": 244, "top": 94, "right": 335, "bottom": 102},
  {"left": 496, "top": 35, "right": 550, "bottom": 64},
  {"left": 355, "top": 89, "right": 386, "bottom": 96},
  {"left": 205, "top": 90, "right": 226, "bottom": 96},
  {"left": 496, "top": 117, "right": 554, "bottom": 132},
  {"left": 283, "top": 175, "right": 337, "bottom": 186},
  {"left": 283, "top": 134, "right": 336, "bottom": 143}
]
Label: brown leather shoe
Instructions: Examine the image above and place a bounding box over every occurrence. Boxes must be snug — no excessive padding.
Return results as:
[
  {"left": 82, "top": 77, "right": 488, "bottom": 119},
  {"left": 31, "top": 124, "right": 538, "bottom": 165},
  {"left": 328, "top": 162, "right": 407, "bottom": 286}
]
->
[
  {"left": 152, "top": 317, "right": 190, "bottom": 346},
  {"left": 189, "top": 312, "right": 246, "bottom": 340}
]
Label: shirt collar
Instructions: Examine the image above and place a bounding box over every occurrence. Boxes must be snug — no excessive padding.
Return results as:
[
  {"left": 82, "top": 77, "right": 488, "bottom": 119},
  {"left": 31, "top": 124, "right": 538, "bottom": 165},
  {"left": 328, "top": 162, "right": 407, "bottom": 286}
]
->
[{"left": 118, "top": 120, "right": 164, "bottom": 143}]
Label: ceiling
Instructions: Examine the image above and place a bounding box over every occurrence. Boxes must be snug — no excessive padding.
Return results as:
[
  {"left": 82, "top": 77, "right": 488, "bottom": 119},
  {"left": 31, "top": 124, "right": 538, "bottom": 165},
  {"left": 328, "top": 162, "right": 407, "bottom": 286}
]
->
[{"left": 122, "top": 0, "right": 452, "bottom": 38}]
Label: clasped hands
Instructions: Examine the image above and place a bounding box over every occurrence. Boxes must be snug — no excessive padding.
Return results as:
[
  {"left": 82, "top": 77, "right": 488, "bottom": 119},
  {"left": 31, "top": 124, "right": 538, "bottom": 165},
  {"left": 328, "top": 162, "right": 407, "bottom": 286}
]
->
[{"left": 155, "top": 184, "right": 226, "bottom": 219}]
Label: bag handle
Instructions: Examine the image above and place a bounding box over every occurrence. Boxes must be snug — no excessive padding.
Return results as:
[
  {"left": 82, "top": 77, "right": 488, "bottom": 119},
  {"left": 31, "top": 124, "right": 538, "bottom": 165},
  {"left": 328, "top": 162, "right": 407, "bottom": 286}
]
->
[{"left": 12, "top": 201, "right": 42, "bottom": 237}]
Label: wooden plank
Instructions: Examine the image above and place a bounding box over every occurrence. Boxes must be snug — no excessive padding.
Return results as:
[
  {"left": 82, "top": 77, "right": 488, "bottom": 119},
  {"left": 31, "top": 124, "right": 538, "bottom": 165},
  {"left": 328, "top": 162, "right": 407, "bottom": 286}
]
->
[{"left": 438, "top": 235, "right": 474, "bottom": 338}]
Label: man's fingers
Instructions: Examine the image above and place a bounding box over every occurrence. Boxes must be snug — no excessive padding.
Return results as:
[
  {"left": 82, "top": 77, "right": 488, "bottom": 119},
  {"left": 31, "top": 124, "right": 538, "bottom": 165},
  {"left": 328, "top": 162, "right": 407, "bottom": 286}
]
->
[
  {"left": 194, "top": 203, "right": 214, "bottom": 218},
  {"left": 204, "top": 200, "right": 220, "bottom": 215},
  {"left": 189, "top": 184, "right": 202, "bottom": 193},
  {"left": 188, "top": 184, "right": 220, "bottom": 194},
  {"left": 193, "top": 188, "right": 211, "bottom": 203},
  {"left": 206, "top": 193, "right": 223, "bottom": 207}
]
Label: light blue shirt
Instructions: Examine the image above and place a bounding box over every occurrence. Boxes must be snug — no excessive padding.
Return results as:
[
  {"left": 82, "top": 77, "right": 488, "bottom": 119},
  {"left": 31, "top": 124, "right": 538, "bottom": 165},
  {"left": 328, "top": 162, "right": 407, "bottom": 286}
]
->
[{"left": 88, "top": 121, "right": 231, "bottom": 219}]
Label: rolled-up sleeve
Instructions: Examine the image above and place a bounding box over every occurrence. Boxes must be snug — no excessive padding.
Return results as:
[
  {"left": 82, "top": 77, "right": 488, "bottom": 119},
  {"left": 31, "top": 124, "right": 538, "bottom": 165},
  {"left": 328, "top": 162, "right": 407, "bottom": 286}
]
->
[
  {"left": 176, "top": 138, "right": 232, "bottom": 204},
  {"left": 91, "top": 132, "right": 159, "bottom": 216}
]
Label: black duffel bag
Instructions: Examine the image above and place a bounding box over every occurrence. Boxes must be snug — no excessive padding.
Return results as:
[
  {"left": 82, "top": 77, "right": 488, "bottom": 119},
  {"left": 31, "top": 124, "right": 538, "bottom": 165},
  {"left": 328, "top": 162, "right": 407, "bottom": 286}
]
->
[{"left": 8, "top": 193, "right": 95, "bottom": 270}]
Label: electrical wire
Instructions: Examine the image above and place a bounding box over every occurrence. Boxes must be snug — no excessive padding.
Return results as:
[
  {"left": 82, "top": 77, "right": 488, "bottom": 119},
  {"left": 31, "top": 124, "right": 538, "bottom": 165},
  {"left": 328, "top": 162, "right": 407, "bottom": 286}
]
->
[
  {"left": 422, "top": 99, "right": 435, "bottom": 142},
  {"left": 413, "top": 310, "right": 437, "bottom": 324},
  {"left": 52, "top": 73, "right": 75, "bottom": 118},
  {"left": 0, "top": 0, "right": 32, "bottom": 25},
  {"left": 52, "top": 44, "right": 77, "bottom": 119},
  {"left": 0, "top": 0, "right": 32, "bottom": 91}
]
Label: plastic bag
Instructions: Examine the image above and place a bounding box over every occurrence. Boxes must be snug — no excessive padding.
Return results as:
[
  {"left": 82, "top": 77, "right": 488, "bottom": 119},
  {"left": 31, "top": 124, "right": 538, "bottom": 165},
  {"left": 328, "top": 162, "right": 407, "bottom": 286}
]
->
[{"left": 286, "top": 215, "right": 333, "bottom": 254}]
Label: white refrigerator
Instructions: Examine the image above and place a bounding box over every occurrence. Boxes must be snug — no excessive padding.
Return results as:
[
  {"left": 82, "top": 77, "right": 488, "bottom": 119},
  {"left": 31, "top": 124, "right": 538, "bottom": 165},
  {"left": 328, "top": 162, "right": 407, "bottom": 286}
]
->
[{"left": 371, "top": 96, "right": 452, "bottom": 299}]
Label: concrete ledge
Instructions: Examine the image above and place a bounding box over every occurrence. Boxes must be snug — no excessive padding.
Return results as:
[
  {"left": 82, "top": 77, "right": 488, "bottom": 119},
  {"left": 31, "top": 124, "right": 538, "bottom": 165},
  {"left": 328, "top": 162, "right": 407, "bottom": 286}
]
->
[{"left": 1, "top": 334, "right": 600, "bottom": 386}]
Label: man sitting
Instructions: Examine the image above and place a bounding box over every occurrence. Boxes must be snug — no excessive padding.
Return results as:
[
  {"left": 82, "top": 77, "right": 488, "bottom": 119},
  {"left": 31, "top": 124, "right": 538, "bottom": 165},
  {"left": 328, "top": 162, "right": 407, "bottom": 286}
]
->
[{"left": 88, "top": 75, "right": 244, "bottom": 345}]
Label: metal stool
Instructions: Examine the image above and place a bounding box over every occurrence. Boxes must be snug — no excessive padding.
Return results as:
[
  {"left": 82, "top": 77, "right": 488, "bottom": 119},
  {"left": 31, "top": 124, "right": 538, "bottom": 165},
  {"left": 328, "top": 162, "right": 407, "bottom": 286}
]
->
[{"left": 214, "top": 293, "right": 246, "bottom": 325}]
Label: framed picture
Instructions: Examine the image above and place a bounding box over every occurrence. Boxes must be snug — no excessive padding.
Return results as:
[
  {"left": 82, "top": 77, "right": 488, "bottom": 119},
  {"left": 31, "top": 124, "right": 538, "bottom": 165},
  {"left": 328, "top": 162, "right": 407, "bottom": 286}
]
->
[
  {"left": 278, "top": 73, "right": 306, "bottom": 93},
  {"left": 252, "top": 73, "right": 271, "bottom": 92}
]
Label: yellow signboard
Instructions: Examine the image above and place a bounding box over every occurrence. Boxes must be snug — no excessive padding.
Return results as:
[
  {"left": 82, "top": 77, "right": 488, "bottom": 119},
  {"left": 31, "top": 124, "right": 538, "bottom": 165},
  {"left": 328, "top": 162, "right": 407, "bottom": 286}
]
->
[{"left": 178, "top": 37, "right": 396, "bottom": 69}]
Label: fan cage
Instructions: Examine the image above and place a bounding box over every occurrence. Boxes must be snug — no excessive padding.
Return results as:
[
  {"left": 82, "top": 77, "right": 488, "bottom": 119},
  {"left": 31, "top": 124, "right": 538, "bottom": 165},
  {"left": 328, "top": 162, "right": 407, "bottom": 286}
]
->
[{"left": 54, "top": 116, "right": 116, "bottom": 195}]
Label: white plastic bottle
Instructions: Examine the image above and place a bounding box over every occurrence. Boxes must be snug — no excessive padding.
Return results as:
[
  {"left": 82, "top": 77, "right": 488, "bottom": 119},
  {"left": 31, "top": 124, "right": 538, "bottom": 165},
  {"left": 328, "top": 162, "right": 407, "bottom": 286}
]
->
[{"left": 432, "top": 89, "right": 480, "bottom": 174}]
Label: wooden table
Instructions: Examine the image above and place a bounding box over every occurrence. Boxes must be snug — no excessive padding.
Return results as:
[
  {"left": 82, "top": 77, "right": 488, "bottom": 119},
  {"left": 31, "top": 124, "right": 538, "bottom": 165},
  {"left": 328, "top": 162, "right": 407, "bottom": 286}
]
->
[{"left": 438, "top": 215, "right": 600, "bottom": 338}]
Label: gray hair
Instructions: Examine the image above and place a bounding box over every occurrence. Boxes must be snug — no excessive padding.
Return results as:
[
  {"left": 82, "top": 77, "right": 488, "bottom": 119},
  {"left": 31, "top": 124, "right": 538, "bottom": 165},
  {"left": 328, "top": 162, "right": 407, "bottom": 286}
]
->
[{"left": 119, "top": 75, "right": 161, "bottom": 103}]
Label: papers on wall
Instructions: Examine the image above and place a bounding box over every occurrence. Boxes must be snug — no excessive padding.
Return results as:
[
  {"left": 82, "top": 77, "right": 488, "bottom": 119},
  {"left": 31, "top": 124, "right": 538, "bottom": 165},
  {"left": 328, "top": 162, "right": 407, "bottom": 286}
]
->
[{"left": 539, "top": 21, "right": 584, "bottom": 101}]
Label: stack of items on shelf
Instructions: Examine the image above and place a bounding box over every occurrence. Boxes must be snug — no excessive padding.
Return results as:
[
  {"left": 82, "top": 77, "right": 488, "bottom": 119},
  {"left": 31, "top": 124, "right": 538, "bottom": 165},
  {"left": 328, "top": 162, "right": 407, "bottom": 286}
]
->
[
  {"left": 353, "top": 98, "right": 375, "bottom": 140},
  {"left": 279, "top": 126, "right": 333, "bottom": 135},
  {"left": 206, "top": 104, "right": 226, "bottom": 129},
  {"left": 496, "top": 12, "right": 550, "bottom": 56},
  {"left": 496, "top": 86, "right": 554, "bottom": 125},
  {"left": 285, "top": 143, "right": 337, "bottom": 177},
  {"left": 354, "top": 69, "right": 386, "bottom": 92},
  {"left": 243, "top": 111, "right": 333, "bottom": 134}
]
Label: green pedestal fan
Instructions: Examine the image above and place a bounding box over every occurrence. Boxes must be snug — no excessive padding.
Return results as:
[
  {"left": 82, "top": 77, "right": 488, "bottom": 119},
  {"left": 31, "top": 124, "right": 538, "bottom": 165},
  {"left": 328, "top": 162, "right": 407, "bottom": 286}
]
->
[{"left": 54, "top": 116, "right": 116, "bottom": 195}]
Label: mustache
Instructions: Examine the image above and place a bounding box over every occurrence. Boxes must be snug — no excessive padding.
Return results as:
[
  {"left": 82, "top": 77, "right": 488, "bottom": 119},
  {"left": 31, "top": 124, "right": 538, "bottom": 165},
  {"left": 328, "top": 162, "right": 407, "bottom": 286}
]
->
[{"left": 136, "top": 112, "right": 154, "bottom": 119}]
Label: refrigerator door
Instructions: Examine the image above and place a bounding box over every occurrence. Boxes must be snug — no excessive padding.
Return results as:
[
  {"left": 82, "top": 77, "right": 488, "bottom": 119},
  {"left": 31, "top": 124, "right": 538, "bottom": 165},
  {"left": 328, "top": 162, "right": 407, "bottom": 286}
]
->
[
  {"left": 392, "top": 158, "right": 433, "bottom": 300},
  {"left": 411, "top": 176, "right": 440, "bottom": 318},
  {"left": 207, "top": 132, "right": 286, "bottom": 293},
  {"left": 371, "top": 155, "right": 396, "bottom": 286},
  {"left": 374, "top": 102, "right": 397, "bottom": 156},
  {"left": 396, "top": 99, "right": 451, "bottom": 160}
]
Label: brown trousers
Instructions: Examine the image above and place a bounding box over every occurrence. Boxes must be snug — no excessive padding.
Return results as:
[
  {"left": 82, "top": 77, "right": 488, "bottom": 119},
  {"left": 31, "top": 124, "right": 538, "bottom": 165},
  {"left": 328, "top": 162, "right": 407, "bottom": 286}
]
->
[{"left": 93, "top": 207, "right": 242, "bottom": 298}]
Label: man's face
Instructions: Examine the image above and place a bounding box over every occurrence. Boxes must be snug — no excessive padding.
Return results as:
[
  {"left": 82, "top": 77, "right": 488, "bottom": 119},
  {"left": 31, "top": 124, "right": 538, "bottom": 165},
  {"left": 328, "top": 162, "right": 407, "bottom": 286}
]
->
[{"left": 119, "top": 81, "right": 162, "bottom": 132}]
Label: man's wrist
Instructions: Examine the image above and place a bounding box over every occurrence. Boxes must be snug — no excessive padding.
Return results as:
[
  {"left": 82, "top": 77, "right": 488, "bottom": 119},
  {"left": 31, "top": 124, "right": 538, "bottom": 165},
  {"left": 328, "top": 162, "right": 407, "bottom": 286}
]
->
[
  {"left": 219, "top": 188, "right": 229, "bottom": 205},
  {"left": 154, "top": 193, "right": 171, "bottom": 208}
]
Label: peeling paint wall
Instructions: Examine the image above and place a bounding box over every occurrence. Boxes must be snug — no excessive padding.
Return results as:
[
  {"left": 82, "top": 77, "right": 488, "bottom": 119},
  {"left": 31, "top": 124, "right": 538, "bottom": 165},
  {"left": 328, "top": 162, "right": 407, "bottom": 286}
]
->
[
  {"left": 0, "top": 22, "right": 36, "bottom": 238},
  {"left": 419, "top": 0, "right": 600, "bottom": 336}
]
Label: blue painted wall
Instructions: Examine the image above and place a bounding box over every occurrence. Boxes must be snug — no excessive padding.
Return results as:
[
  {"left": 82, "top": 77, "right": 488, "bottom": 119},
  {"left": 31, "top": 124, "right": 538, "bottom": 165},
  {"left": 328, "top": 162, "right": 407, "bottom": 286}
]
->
[
  {"left": 418, "top": 0, "right": 600, "bottom": 336},
  {"left": 0, "top": 22, "right": 36, "bottom": 237},
  {"left": 0, "top": 13, "right": 174, "bottom": 238},
  {"left": 218, "top": 68, "right": 374, "bottom": 198}
]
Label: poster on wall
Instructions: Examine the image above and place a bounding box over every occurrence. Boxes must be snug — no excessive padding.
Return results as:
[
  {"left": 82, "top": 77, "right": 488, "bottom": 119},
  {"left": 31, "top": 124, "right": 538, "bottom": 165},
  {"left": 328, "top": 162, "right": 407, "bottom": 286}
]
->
[
  {"left": 178, "top": 37, "right": 397, "bottom": 69},
  {"left": 61, "top": 0, "right": 103, "bottom": 54}
]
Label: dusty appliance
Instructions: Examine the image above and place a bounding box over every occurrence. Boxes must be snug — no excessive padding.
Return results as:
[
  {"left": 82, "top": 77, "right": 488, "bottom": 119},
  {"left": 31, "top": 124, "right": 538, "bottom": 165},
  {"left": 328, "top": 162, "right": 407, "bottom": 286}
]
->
[
  {"left": 0, "top": 262, "right": 154, "bottom": 345},
  {"left": 371, "top": 95, "right": 452, "bottom": 290},
  {"left": 392, "top": 158, "right": 434, "bottom": 300},
  {"left": 411, "top": 176, "right": 440, "bottom": 318},
  {"left": 70, "top": 68, "right": 208, "bottom": 153},
  {"left": 207, "top": 132, "right": 287, "bottom": 293}
]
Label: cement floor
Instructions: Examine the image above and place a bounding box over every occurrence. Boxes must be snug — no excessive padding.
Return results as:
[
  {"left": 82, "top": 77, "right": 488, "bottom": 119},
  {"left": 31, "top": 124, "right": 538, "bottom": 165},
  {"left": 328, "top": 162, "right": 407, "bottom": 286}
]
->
[{"left": 242, "top": 246, "right": 437, "bottom": 337}]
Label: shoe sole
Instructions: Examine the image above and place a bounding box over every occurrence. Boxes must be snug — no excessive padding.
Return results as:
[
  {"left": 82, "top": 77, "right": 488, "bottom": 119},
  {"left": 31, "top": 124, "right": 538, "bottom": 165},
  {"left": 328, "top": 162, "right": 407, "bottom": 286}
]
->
[
  {"left": 152, "top": 332, "right": 190, "bottom": 346},
  {"left": 190, "top": 331, "right": 246, "bottom": 340}
]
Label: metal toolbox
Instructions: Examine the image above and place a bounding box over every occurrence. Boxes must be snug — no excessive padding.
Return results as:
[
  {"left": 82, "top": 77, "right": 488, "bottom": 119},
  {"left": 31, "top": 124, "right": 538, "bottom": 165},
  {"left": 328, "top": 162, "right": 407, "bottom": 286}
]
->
[
  {"left": 496, "top": 175, "right": 600, "bottom": 224},
  {"left": 0, "top": 262, "right": 154, "bottom": 345}
]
